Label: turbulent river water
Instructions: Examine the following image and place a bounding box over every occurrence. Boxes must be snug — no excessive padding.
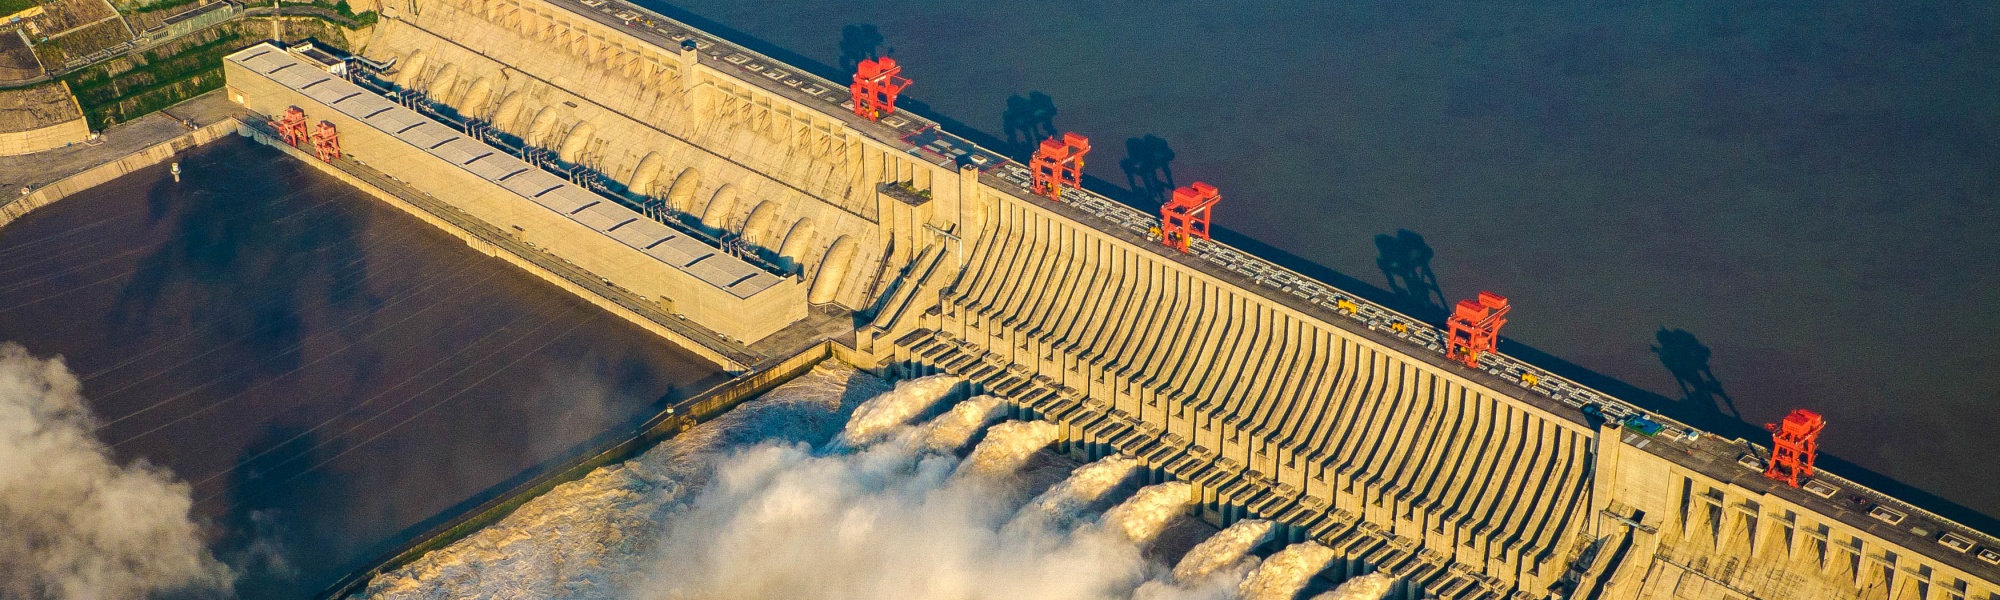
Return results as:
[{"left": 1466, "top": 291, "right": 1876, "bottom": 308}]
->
[
  {"left": 358, "top": 366, "right": 1402, "bottom": 600},
  {"left": 0, "top": 139, "right": 727, "bottom": 598}
]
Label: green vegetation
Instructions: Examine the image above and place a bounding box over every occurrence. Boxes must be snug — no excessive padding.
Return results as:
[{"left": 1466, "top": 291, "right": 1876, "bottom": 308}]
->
[
  {"left": 24, "top": 0, "right": 378, "bottom": 129},
  {"left": 64, "top": 32, "right": 238, "bottom": 127},
  {"left": 122, "top": 0, "right": 202, "bottom": 17},
  {"left": 889, "top": 180, "right": 933, "bottom": 199},
  {"left": 0, "top": 0, "right": 37, "bottom": 17},
  {"left": 59, "top": 17, "right": 353, "bottom": 128},
  {"left": 31, "top": 18, "right": 133, "bottom": 68},
  {"left": 317, "top": 0, "right": 375, "bottom": 27},
  {"left": 121, "top": 0, "right": 213, "bottom": 30}
]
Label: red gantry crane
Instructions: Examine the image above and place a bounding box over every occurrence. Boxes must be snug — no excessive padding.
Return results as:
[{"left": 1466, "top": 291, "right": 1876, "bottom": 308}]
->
[
  {"left": 1030, "top": 132, "right": 1090, "bottom": 201},
  {"left": 311, "top": 121, "right": 342, "bottom": 162},
  {"left": 850, "top": 57, "right": 911, "bottom": 122},
  {"left": 1159, "top": 182, "right": 1219, "bottom": 253},
  {"left": 1446, "top": 291, "right": 1510, "bottom": 368},
  {"left": 274, "top": 106, "right": 309, "bottom": 147},
  {"left": 1764, "top": 409, "right": 1824, "bottom": 488}
]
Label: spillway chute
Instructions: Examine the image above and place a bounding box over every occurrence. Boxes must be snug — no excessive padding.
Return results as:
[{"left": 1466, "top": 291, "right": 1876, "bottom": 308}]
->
[
  {"left": 1310, "top": 572, "right": 1394, "bottom": 600},
  {"left": 1101, "top": 481, "right": 1193, "bottom": 546},
  {"left": 1173, "top": 518, "right": 1275, "bottom": 583},
  {"left": 1238, "top": 542, "right": 1337, "bottom": 600},
  {"left": 837, "top": 375, "right": 961, "bottom": 447},
  {"left": 954, "top": 420, "right": 1056, "bottom": 480},
  {"left": 917, "top": 394, "right": 1007, "bottom": 453},
  {"left": 1009, "top": 455, "right": 1139, "bottom": 533}
]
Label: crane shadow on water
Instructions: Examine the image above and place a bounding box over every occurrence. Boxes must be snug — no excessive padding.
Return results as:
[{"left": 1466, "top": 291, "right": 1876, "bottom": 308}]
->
[
  {"left": 1373, "top": 229, "right": 1449, "bottom": 322},
  {"left": 1651, "top": 327, "right": 1741, "bottom": 421},
  {"left": 1000, "top": 91, "right": 1060, "bottom": 156},
  {"left": 836, "top": 23, "right": 883, "bottom": 74},
  {"left": 1118, "top": 134, "right": 1176, "bottom": 206}
]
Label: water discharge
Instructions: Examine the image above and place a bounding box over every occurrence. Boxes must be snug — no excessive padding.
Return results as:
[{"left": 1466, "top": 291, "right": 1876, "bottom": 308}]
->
[
  {"left": 1101, "top": 481, "right": 1195, "bottom": 545},
  {"left": 359, "top": 363, "right": 888, "bottom": 599},
  {"left": 1012, "top": 456, "right": 1140, "bottom": 532},
  {"left": 838, "top": 374, "right": 960, "bottom": 446},
  {"left": 1173, "top": 519, "right": 1275, "bottom": 583},
  {"left": 955, "top": 419, "right": 1059, "bottom": 480},
  {"left": 920, "top": 393, "right": 1007, "bottom": 452},
  {"left": 361, "top": 370, "right": 1396, "bottom": 600},
  {"left": 1238, "top": 542, "right": 1338, "bottom": 600},
  {"left": 1311, "top": 572, "right": 1394, "bottom": 600}
]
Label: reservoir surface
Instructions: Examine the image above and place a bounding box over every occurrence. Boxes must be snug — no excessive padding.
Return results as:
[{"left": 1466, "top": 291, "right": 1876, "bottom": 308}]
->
[
  {"left": 641, "top": 0, "right": 2000, "bottom": 520},
  {"left": 0, "top": 137, "right": 728, "bottom": 598}
]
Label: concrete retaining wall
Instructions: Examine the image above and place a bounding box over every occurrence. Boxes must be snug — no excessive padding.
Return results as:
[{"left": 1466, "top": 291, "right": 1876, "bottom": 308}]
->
[
  {"left": 0, "top": 117, "right": 234, "bottom": 228},
  {"left": 0, "top": 116, "right": 90, "bottom": 157}
]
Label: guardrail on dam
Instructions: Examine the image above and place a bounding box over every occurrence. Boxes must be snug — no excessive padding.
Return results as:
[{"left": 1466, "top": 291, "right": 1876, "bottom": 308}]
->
[{"left": 219, "top": 0, "right": 2000, "bottom": 596}]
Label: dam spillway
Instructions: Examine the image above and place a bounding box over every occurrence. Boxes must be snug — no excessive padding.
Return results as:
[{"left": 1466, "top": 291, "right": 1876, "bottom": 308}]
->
[{"left": 211, "top": 0, "right": 2000, "bottom": 595}]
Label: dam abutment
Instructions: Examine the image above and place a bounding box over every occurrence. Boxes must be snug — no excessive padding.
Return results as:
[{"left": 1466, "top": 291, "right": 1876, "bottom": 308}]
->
[{"left": 0, "top": 97, "right": 241, "bottom": 230}]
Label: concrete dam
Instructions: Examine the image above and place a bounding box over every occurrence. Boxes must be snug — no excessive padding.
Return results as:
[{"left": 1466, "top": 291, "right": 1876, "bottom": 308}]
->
[{"left": 216, "top": 0, "right": 2000, "bottom": 597}]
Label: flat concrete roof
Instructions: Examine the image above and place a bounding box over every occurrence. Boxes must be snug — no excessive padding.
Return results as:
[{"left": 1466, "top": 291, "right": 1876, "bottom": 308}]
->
[{"left": 226, "top": 44, "right": 785, "bottom": 299}]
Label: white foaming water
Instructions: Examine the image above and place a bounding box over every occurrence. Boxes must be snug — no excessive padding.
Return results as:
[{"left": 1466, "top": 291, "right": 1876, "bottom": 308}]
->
[
  {"left": 362, "top": 369, "right": 1200, "bottom": 599},
  {"left": 360, "top": 363, "right": 890, "bottom": 599},
  {"left": 1023, "top": 457, "right": 1139, "bottom": 515},
  {"left": 635, "top": 429, "right": 1153, "bottom": 600},
  {"left": 1173, "top": 518, "right": 1275, "bottom": 583},
  {"left": 919, "top": 394, "right": 1007, "bottom": 452},
  {"left": 838, "top": 374, "right": 960, "bottom": 446},
  {"left": 1101, "top": 481, "right": 1194, "bottom": 545},
  {"left": 1238, "top": 541, "right": 1338, "bottom": 600},
  {"left": 955, "top": 419, "right": 1058, "bottom": 480},
  {"left": 0, "top": 343, "right": 233, "bottom": 599},
  {"left": 366, "top": 365, "right": 1331, "bottom": 600},
  {"left": 1132, "top": 557, "right": 1263, "bottom": 600},
  {"left": 1310, "top": 572, "right": 1394, "bottom": 600}
]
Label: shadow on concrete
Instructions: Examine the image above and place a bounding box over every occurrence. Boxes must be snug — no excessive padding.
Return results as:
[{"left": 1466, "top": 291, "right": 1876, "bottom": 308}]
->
[
  {"left": 1118, "top": 134, "right": 1176, "bottom": 205},
  {"left": 1374, "top": 229, "right": 1449, "bottom": 321},
  {"left": 636, "top": 0, "right": 2000, "bottom": 531},
  {"left": 1001, "top": 91, "right": 1059, "bottom": 154},
  {"left": 1652, "top": 327, "right": 1741, "bottom": 420}
]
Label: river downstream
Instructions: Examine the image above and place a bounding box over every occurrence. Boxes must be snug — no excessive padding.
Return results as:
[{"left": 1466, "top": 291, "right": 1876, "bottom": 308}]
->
[{"left": 0, "top": 137, "right": 728, "bottom": 598}]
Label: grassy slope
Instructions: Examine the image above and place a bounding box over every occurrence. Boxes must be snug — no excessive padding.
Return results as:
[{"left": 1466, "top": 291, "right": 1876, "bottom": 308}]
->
[
  {"left": 0, "top": 0, "right": 39, "bottom": 18},
  {"left": 60, "top": 16, "right": 359, "bottom": 128}
]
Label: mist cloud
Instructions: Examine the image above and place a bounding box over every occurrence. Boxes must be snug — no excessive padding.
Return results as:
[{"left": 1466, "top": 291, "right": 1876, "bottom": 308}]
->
[
  {"left": 0, "top": 343, "right": 232, "bottom": 599},
  {"left": 635, "top": 425, "right": 1158, "bottom": 600},
  {"left": 359, "top": 367, "right": 1397, "bottom": 600}
]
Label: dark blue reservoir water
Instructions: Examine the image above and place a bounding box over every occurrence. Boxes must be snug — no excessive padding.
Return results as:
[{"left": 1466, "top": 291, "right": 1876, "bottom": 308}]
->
[{"left": 639, "top": 0, "right": 2000, "bottom": 520}]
